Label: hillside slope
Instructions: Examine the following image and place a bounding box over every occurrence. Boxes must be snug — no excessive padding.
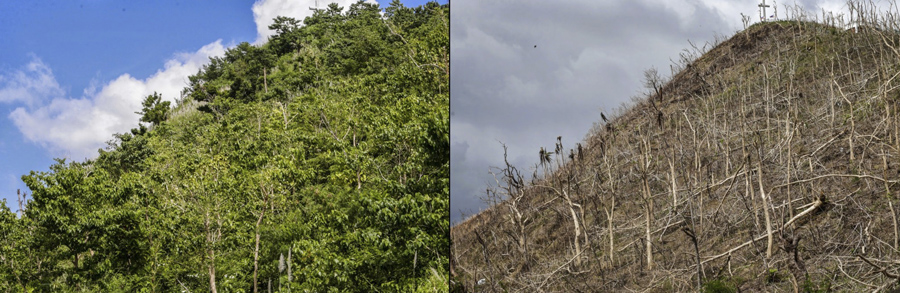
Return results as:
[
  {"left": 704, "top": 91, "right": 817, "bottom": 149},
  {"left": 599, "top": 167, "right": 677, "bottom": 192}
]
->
[
  {"left": 0, "top": 2, "right": 448, "bottom": 292},
  {"left": 452, "top": 16, "right": 900, "bottom": 292}
]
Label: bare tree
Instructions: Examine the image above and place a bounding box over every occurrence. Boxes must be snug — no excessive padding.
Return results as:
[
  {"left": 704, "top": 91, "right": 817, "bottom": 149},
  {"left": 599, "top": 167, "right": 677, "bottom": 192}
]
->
[
  {"left": 253, "top": 182, "right": 272, "bottom": 293},
  {"left": 644, "top": 67, "right": 663, "bottom": 98},
  {"left": 639, "top": 130, "right": 654, "bottom": 271},
  {"left": 489, "top": 143, "right": 531, "bottom": 264},
  {"left": 756, "top": 149, "right": 774, "bottom": 260},
  {"left": 536, "top": 137, "right": 586, "bottom": 268}
]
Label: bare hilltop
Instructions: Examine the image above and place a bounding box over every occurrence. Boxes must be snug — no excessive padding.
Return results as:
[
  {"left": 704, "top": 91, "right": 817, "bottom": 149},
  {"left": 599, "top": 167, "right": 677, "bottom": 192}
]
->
[{"left": 452, "top": 3, "right": 900, "bottom": 292}]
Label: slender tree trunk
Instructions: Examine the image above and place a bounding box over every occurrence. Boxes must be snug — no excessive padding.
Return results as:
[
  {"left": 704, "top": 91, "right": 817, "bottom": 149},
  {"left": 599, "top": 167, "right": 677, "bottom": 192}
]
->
[
  {"left": 764, "top": 60, "right": 772, "bottom": 142},
  {"left": 883, "top": 152, "right": 899, "bottom": 249},
  {"left": 894, "top": 103, "right": 899, "bottom": 152},
  {"left": 743, "top": 134, "right": 760, "bottom": 231},
  {"left": 604, "top": 151, "right": 616, "bottom": 266},
  {"left": 834, "top": 80, "right": 854, "bottom": 163},
  {"left": 757, "top": 160, "right": 774, "bottom": 259},
  {"left": 786, "top": 101, "right": 795, "bottom": 220},
  {"left": 850, "top": 116, "right": 855, "bottom": 162},
  {"left": 253, "top": 208, "right": 267, "bottom": 293},
  {"left": 644, "top": 179, "right": 653, "bottom": 271},
  {"left": 682, "top": 227, "right": 701, "bottom": 289},
  {"left": 641, "top": 138, "right": 654, "bottom": 271},
  {"left": 605, "top": 205, "right": 615, "bottom": 266},
  {"left": 562, "top": 190, "right": 582, "bottom": 267},
  {"left": 890, "top": 200, "right": 899, "bottom": 249},
  {"left": 288, "top": 245, "right": 293, "bottom": 287},
  {"left": 209, "top": 247, "right": 218, "bottom": 293},
  {"left": 670, "top": 158, "right": 677, "bottom": 209},
  {"left": 253, "top": 186, "right": 271, "bottom": 293},
  {"left": 205, "top": 213, "right": 219, "bottom": 293},
  {"left": 146, "top": 212, "right": 159, "bottom": 290}
]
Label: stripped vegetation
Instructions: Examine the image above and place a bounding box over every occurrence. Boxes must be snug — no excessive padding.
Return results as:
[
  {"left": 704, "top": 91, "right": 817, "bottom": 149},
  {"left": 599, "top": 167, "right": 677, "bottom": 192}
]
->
[{"left": 452, "top": 2, "right": 900, "bottom": 292}]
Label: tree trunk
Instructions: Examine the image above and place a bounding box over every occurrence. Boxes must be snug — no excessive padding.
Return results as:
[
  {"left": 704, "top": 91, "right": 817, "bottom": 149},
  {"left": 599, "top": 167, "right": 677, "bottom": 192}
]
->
[
  {"left": 757, "top": 160, "right": 774, "bottom": 259},
  {"left": 605, "top": 205, "right": 615, "bottom": 266},
  {"left": 883, "top": 151, "right": 899, "bottom": 249},
  {"left": 604, "top": 154, "right": 616, "bottom": 266},
  {"left": 253, "top": 210, "right": 265, "bottom": 293},
  {"left": 253, "top": 187, "right": 271, "bottom": 293},
  {"left": 563, "top": 190, "right": 582, "bottom": 267},
  {"left": 288, "top": 245, "right": 293, "bottom": 285},
  {"left": 891, "top": 198, "right": 899, "bottom": 250},
  {"left": 787, "top": 124, "right": 795, "bottom": 220},
  {"left": 682, "top": 227, "right": 701, "bottom": 289},
  {"left": 208, "top": 247, "right": 218, "bottom": 293},
  {"left": 206, "top": 214, "right": 219, "bottom": 293},
  {"left": 669, "top": 159, "right": 677, "bottom": 209},
  {"left": 644, "top": 180, "right": 653, "bottom": 271},
  {"left": 641, "top": 138, "right": 654, "bottom": 271}
]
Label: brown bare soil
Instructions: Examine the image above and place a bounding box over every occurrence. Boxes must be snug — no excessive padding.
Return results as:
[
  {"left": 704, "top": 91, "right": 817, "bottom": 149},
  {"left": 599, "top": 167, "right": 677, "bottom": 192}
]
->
[{"left": 452, "top": 15, "right": 900, "bottom": 292}]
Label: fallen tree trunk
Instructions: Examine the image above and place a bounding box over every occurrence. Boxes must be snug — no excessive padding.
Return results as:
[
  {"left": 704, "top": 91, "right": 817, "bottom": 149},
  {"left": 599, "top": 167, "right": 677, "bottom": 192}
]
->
[{"left": 702, "top": 197, "right": 824, "bottom": 265}]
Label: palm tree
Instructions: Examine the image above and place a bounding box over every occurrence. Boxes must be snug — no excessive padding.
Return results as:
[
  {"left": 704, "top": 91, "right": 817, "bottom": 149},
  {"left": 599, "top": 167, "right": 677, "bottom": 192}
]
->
[
  {"left": 539, "top": 147, "right": 552, "bottom": 175},
  {"left": 577, "top": 143, "right": 584, "bottom": 161}
]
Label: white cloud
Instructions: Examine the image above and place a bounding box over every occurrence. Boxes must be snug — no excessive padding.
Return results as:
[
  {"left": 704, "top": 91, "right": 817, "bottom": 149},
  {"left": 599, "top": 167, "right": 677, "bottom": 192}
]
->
[
  {"left": 251, "top": 0, "right": 377, "bottom": 45},
  {"left": 6, "top": 41, "right": 226, "bottom": 161},
  {"left": 0, "top": 56, "right": 65, "bottom": 106},
  {"left": 5, "top": 0, "right": 400, "bottom": 162}
]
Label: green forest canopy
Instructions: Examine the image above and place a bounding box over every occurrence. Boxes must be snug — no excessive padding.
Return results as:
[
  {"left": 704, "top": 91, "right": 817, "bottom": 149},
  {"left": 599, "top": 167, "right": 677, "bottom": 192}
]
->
[{"left": 0, "top": 1, "right": 448, "bottom": 292}]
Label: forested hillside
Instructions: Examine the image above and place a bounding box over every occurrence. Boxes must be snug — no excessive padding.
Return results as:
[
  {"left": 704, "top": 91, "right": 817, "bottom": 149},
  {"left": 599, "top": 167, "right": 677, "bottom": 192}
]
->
[
  {"left": 452, "top": 4, "right": 900, "bottom": 292},
  {"left": 0, "top": 1, "right": 448, "bottom": 291}
]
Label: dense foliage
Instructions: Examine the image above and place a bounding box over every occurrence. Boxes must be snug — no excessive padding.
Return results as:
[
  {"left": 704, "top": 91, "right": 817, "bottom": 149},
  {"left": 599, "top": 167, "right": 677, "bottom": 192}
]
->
[{"left": 0, "top": 1, "right": 449, "bottom": 291}]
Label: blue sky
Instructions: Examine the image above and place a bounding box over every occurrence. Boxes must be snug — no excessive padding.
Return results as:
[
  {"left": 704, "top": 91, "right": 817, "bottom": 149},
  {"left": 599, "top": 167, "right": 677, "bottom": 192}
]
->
[{"left": 0, "top": 0, "right": 446, "bottom": 213}]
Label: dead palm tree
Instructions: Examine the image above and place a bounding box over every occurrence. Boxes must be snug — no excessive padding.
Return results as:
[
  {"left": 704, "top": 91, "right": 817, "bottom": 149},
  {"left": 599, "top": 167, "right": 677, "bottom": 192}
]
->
[
  {"left": 539, "top": 147, "right": 552, "bottom": 175},
  {"left": 577, "top": 143, "right": 584, "bottom": 161}
]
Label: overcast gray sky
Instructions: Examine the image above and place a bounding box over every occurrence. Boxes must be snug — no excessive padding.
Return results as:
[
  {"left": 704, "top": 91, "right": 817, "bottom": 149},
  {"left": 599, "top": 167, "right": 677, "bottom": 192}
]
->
[{"left": 450, "top": 0, "right": 858, "bottom": 225}]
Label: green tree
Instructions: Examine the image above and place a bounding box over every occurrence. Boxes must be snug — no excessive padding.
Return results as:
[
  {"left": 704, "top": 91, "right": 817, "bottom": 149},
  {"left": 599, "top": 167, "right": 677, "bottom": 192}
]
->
[
  {"left": 3, "top": 2, "right": 450, "bottom": 290},
  {"left": 268, "top": 16, "right": 303, "bottom": 56},
  {"left": 137, "top": 92, "right": 171, "bottom": 126}
]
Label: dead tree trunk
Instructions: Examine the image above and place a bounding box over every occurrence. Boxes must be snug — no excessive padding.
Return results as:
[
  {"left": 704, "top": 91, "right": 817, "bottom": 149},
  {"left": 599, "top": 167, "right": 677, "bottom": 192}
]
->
[
  {"left": 604, "top": 153, "right": 616, "bottom": 266},
  {"left": 757, "top": 159, "right": 774, "bottom": 259},
  {"left": 883, "top": 151, "right": 899, "bottom": 249},
  {"left": 640, "top": 136, "right": 654, "bottom": 271},
  {"left": 669, "top": 158, "right": 678, "bottom": 209},
  {"left": 682, "top": 226, "right": 702, "bottom": 289}
]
